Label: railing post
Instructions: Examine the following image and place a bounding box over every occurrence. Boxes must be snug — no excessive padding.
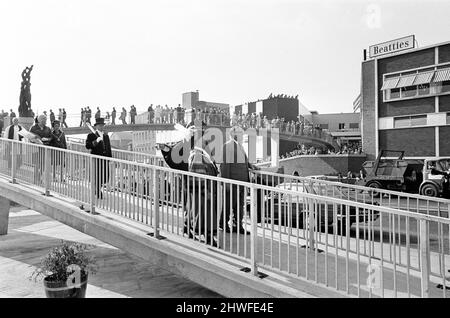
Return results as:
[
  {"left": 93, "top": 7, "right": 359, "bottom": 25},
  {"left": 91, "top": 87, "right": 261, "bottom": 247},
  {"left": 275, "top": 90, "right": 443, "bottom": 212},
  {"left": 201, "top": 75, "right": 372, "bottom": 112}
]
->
[
  {"left": 44, "top": 147, "right": 51, "bottom": 196},
  {"left": 89, "top": 156, "right": 96, "bottom": 214},
  {"left": 250, "top": 186, "right": 258, "bottom": 276},
  {"left": 307, "top": 198, "right": 315, "bottom": 251},
  {"left": 419, "top": 218, "right": 430, "bottom": 298},
  {"left": 11, "top": 142, "right": 17, "bottom": 184},
  {"left": 153, "top": 167, "right": 160, "bottom": 238}
]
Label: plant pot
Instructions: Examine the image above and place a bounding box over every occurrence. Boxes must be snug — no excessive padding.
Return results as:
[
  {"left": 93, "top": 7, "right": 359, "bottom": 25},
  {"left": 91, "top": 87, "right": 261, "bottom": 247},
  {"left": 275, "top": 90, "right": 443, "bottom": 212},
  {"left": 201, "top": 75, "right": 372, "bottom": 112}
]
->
[{"left": 43, "top": 273, "right": 88, "bottom": 298}]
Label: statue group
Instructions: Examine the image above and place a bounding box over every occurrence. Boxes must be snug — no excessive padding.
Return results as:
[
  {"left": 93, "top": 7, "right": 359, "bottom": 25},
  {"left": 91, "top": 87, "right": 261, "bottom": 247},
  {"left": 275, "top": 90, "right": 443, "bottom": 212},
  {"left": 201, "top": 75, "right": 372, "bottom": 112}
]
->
[{"left": 18, "top": 65, "right": 34, "bottom": 117}]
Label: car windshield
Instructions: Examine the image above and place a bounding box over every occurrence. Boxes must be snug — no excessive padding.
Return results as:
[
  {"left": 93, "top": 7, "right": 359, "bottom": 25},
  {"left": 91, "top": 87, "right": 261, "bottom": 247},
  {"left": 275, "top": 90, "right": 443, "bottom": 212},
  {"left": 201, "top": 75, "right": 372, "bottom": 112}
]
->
[{"left": 437, "top": 159, "right": 450, "bottom": 171}]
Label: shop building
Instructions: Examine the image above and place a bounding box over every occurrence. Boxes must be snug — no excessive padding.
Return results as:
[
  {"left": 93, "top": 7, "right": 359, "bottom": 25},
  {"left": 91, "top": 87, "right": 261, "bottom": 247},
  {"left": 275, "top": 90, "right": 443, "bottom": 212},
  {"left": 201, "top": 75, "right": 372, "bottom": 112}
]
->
[
  {"left": 233, "top": 94, "right": 300, "bottom": 122},
  {"left": 361, "top": 38, "right": 450, "bottom": 160}
]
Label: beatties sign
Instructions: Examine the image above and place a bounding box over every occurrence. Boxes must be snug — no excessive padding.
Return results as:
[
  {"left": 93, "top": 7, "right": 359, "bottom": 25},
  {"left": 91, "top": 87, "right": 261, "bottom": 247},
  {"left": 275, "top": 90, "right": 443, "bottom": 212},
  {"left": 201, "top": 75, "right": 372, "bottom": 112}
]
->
[{"left": 369, "top": 35, "right": 415, "bottom": 58}]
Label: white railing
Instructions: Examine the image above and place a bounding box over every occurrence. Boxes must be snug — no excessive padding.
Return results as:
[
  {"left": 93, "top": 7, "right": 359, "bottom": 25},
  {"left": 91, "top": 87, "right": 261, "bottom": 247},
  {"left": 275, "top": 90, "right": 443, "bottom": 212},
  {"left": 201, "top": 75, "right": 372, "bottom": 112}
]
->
[
  {"left": 250, "top": 169, "right": 450, "bottom": 217},
  {"left": 1, "top": 137, "right": 449, "bottom": 298}
]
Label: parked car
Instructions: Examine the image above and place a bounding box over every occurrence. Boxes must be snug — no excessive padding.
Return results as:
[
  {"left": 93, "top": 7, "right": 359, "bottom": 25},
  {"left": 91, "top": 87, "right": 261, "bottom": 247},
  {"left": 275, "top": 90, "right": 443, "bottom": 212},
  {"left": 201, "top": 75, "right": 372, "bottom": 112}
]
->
[{"left": 253, "top": 182, "right": 380, "bottom": 234}]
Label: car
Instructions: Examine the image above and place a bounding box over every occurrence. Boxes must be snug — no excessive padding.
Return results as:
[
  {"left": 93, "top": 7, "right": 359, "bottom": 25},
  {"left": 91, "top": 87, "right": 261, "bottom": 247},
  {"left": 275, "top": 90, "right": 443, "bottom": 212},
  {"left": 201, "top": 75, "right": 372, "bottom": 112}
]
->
[{"left": 253, "top": 182, "right": 380, "bottom": 234}]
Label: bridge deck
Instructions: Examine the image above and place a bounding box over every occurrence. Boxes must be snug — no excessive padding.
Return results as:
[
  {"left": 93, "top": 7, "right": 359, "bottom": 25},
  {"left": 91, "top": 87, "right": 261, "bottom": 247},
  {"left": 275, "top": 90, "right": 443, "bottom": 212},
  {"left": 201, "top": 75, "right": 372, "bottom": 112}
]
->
[
  {"left": 0, "top": 205, "right": 221, "bottom": 298},
  {"left": 2, "top": 174, "right": 448, "bottom": 298}
]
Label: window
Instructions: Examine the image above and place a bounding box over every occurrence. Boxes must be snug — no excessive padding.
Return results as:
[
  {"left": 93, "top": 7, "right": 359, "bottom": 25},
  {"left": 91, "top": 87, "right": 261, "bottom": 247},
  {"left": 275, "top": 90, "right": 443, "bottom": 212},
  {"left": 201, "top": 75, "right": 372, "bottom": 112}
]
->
[
  {"left": 394, "top": 117, "right": 410, "bottom": 128},
  {"left": 394, "top": 115, "right": 427, "bottom": 128},
  {"left": 401, "top": 85, "right": 417, "bottom": 98},
  {"left": 442, "top": 80, "right": 450, "bottom": 93},
  {"left": 338, "top": 123, "right": 345, "bottom": 130},
  {"left": 349, "top": 123, "right": 359, "bottom": 129},
  {"left": 382, "top": 66, "right": 450, "bottom": 102},
  {"left": 418, "top": 83, "right": 430, "bottom": 96},
  {"left": 386, "top": 88, "right": 401, "bottom": 100},
  {"left": 319, "top": 124, "right": 329, "bottom": 129},
  {"left": 410, "top": 115, "right": 427, "bottom": 126}
]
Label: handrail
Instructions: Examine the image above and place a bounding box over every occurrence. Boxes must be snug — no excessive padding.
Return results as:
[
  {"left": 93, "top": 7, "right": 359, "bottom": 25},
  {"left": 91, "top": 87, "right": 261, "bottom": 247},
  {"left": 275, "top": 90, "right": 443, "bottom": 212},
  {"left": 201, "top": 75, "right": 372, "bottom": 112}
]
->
[{"left": 1, "top": 137, "right": 448, "bottom": 298}]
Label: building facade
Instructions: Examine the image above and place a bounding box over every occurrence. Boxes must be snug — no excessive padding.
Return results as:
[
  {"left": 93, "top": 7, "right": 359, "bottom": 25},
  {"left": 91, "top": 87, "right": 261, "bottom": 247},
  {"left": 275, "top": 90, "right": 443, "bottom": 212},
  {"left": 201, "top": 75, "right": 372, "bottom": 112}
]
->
[
  {"left": 182, "top": 91, "right": 229, "bottom": 123},
  {"left": 361, "top": 40, "right": 450, "bottom": 160},
  {"left": 233, "top": 95, "right": 300, "bottom": 122}
]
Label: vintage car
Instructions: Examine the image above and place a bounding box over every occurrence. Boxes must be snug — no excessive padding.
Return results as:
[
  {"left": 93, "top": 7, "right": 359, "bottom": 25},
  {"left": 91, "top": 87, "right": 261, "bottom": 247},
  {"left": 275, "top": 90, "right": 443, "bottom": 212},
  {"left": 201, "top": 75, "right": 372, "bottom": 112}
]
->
[{"left": 253, "top": 182, "right": 380, "bottom": 234}]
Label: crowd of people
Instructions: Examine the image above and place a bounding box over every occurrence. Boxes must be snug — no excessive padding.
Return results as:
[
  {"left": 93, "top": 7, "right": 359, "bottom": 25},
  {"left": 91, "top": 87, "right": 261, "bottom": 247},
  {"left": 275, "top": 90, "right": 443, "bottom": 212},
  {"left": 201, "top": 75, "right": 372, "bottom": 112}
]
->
[
  {"left": 79, "top": 105, "right": 137, "bottom": 127},
  {"left": 280, "top": 142, "right": 363, "bottom": 159},
  {"left": 231, "top": 112, "right": 334, "bottom": 143}
]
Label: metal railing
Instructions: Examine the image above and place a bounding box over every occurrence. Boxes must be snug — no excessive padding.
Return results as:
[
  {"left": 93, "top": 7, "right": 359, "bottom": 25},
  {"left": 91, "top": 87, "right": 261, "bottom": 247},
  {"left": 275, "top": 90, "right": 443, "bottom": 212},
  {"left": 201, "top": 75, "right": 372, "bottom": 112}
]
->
[
  {"left": 1, "top": 137, "right": 449, "bottom": 298},
  {"left": 250, "top": 169, "right": 450, "bottom": 218},
  {"left": 66, "top": 141, "right": 165, "bottom": 167}
]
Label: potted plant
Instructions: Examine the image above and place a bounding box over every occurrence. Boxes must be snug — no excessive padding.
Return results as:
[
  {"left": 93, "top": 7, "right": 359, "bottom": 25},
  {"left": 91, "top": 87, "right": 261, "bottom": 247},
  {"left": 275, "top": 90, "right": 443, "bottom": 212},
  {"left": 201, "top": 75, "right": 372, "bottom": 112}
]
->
[{"left": 30, "top": 241, "right": 97, "bottom": 298}]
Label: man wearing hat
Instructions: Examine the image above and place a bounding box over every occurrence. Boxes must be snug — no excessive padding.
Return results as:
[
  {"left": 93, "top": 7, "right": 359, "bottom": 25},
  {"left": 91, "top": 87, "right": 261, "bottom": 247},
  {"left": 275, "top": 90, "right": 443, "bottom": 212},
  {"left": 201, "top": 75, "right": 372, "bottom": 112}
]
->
[{"left": 85, "top": 117, "right": 112, "bottom": 199}]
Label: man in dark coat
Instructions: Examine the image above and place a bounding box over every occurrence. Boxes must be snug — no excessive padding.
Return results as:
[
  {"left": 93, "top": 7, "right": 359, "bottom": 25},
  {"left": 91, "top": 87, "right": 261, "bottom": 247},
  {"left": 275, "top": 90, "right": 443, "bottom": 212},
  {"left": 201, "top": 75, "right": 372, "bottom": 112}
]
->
[
  {"left": 50, "top": 120, "right": 67, "bottom": 181},
  {"left": 30, "top": 114, "right": 53, "bottom": 184},
  {"left": 85, "top": 117, "right": 112, "bottom": 199},
  {"left": 219, "top": 126, "right": 257, "bottom": 234}
]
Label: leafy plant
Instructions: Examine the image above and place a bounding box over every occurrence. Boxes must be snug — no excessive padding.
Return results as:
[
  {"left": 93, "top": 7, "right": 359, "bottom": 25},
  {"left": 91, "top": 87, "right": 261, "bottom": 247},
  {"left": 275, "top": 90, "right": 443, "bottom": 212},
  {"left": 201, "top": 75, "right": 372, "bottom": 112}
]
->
[{"left": 30, "top": 241, "right": 98, "bottom": 282}]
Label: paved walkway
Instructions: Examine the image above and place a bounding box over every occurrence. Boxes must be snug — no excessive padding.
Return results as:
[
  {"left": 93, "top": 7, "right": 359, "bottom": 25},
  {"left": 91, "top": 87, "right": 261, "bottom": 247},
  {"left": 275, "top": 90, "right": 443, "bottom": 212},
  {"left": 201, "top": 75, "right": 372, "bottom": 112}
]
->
[{"left": 0, "top": 204, "right": 221, "bottom": 298}]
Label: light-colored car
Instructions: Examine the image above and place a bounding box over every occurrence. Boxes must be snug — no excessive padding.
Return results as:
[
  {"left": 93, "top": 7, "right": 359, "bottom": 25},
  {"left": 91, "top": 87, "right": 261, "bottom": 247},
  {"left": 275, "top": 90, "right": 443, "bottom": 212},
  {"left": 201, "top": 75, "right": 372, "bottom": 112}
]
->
[{"left": 255, "top": 182, "right": 379, "bottom": 234}]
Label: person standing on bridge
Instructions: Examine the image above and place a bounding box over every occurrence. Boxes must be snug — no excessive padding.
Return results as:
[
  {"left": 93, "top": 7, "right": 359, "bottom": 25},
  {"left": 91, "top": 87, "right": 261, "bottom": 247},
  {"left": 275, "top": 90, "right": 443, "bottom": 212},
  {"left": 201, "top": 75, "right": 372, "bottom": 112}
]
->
[
  {"left": 4, "top": 117, "right": 24, "bottom": 173},
  {"left": 120, "top": 107, "right": 127, "bottom": 125},
  {"left": 95, "top": 107, "right": 101, "bottom": 120},
  {"left": 80, "top": 108, "right": 85, "bottom": 127},
  {"left": 111, "top": 107, "right": 116, "bottom": 125},
  {"left": 62, "top": 108, "right": 68, "bottom": 128},
  {"left": 86, "top": 107, "right": 92, "bottom": 125},
  {"left": 130, "top": 105, "right": 136, "bottom": 124},
  {"left": 218, "top": 126, "right": 258, "bottom": 235},
  {"left": 186, "top": 120, "right": 219, "bottom": 247},
  {"left": 147, "top": 104, "right": 154, "bottom": 123},
  {"left": 50, "top": 120, "right": 67, "bottom": 181},
  {"left": 49, "top": 109, "right": 55, "bottom": 126},
  {"left": 30, "top": 115, "right": 53, "bottom": 185},
  {"left": 85, "top": 117, "right": 112, "bottom": 199}
]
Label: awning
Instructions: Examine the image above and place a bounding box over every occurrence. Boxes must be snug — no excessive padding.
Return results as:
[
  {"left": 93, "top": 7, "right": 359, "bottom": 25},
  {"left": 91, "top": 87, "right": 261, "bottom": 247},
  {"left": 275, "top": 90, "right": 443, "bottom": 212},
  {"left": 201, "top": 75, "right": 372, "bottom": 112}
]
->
[
  {"left": 433, "top": 68, "right": 450, "bottom": 82},
  {"left": 381, "top": 77, "right": 400, "bottom": 90},
  {"left": 413, "top": 71, "right": 434, "bottom": 85},
  {"left": 396, "top": 74, "right": 417, "bottom": 88}
]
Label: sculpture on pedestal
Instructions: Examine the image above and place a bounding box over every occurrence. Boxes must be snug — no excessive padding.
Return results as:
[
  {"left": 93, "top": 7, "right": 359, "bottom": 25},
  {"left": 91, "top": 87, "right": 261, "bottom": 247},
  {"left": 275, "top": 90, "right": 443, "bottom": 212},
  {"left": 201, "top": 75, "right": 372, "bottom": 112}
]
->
[{"left": 18, "top": 65, "right": 33, "bottom": 117}]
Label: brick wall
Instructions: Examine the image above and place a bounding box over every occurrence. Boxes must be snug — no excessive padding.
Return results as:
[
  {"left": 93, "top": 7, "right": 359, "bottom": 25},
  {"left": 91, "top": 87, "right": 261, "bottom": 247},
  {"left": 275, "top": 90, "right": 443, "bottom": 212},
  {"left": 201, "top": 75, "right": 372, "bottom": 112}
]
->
[
  {"left": 379, "top": 97, "right": 435, "bottom": 117},
  {"left": 377, "top": 48, "right": 435, "bottom": 76},
  {"left": 278, "top": 155, "right": 367, "bottom": 176},
  {"left": 439, "top": 95, "right": 450, "bottom": 112},
  {"left": 262, "top": 99, "right": 278, "bottom": 119},
  {"left": 439, "top": 44, "right": 450, "bottom": 63},
  {"left": 379, "top": 127, "right": 435, "bottom": 157},
  {"left": 439, "top": 126, "right": 450, "bottom": 156},
  {"left": 361, "top": 60, "right": 376, "bottom": 160}
]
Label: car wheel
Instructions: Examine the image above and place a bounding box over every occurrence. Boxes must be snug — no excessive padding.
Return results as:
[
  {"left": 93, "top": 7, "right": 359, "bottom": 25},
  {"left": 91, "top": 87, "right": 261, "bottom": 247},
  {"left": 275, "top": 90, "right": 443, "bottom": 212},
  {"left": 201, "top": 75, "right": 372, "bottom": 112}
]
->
[
  {"left": 420, "top": 183, "right": 439, "bottom": 197},
  {"left": 366, "top": 181, "right": 382, "bottom": 198}
]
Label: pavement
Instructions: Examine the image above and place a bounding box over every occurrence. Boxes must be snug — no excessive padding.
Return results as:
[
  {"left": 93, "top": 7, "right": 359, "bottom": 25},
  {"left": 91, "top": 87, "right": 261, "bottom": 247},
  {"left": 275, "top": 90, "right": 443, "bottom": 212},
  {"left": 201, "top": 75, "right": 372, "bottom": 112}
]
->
[{"left": 0, "top": 204, "right": 222, "bottom": 298}]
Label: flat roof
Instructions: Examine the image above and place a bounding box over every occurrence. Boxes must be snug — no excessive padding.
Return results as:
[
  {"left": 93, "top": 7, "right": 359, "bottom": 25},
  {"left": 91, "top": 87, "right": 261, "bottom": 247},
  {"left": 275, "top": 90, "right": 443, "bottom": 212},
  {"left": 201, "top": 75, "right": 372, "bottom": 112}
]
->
[{"left": 364, "top": 39, "right": 450, "bottom": 62}]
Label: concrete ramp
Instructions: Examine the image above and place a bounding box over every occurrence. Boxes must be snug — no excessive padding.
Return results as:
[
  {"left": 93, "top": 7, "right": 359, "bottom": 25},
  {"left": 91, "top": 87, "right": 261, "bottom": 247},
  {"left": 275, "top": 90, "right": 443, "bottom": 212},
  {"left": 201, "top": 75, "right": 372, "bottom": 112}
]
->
[{"left": 0, "top": 177, "right": 345, "bottom": 298}]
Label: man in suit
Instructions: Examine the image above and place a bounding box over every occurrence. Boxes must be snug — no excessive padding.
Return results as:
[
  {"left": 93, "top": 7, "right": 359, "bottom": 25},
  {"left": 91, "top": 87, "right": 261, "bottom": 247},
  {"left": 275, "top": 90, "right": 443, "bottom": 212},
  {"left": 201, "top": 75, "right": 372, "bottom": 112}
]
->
[
  {"left": 219, "top": 126, "right": 259, "bottom": 235},
  {"left": 85, "top": 118, "right": 112, "bottom": 199}
]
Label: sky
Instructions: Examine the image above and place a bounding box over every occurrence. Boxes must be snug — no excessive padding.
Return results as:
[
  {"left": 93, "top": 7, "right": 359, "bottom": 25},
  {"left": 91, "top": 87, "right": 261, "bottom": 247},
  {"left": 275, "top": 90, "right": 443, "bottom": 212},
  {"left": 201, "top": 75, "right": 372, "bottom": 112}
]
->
[{"left": 1, "top": 0, "right": 449, "bottom": 117}]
